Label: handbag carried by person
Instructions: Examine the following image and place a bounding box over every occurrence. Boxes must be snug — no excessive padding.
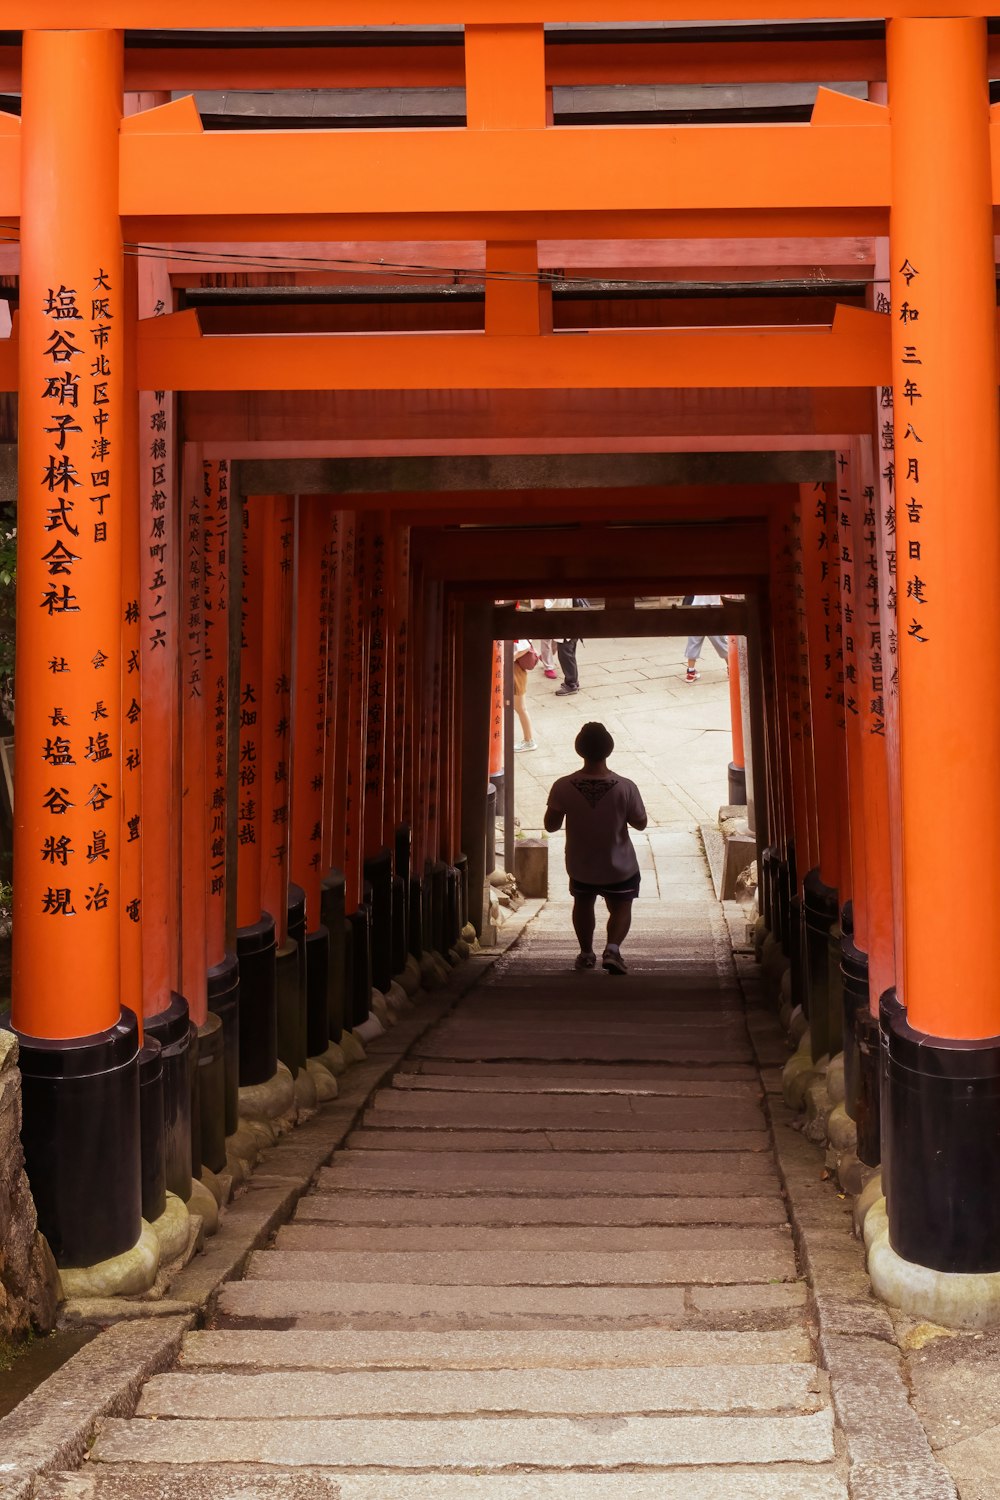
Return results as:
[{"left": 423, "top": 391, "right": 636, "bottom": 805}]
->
[{"left": 514, "top": 639, "right": 539, "bottom": 670}]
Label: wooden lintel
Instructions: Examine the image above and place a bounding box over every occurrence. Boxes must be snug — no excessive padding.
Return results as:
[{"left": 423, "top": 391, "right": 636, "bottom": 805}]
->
[{"left": 489, "top": 604, "right": 747, "bottom": 638}]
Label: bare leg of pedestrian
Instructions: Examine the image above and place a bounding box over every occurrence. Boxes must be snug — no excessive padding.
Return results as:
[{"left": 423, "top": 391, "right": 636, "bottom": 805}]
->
[
  {"left": 603, "top": 896, "right": 634, "bottom": 974},
  {"left": 514, "top": 691, "right": 535, "bottom": 750},
  {"left": 572, "top": 893, "right": 597, "bottom": 968}
]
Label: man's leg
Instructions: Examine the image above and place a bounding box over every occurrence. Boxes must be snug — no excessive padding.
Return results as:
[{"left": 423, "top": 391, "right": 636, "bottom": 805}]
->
[
  {"left": 572, "top": 893, "right": 597, "bottom": 956},
  {"left": 708, "top": 633, "right": 729, "bottom": 662},
  {"left": 606, "top": 896, "right": 634, "bottom": 949},
  {"left": 556, "top": 638, "right": 580, "bottom": 692},
  {"left": 684, "top": 634, "right": 703, "bottom": 669}
]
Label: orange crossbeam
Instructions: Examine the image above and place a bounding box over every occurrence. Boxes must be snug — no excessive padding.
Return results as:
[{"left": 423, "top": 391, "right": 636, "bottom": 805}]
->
[
  {"left": 11, "top": 3, "right": 996, "bottom": 23},
  {"left": 126, "top": 307, "right": 890, "bottom": 393},
  {"left": 118, "top": 119, "right": 890, "bottom": 221}
]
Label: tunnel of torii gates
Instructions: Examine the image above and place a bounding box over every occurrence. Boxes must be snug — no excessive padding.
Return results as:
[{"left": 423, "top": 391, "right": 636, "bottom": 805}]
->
[{"left": 2, "top": 4, "right": 1000, "bottom": 1315}]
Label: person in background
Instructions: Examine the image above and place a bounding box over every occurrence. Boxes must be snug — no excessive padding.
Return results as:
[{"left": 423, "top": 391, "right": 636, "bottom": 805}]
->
[
  {"left": 684, "top": 594, "right": 729, "bottom": 683},
  {"left": 530, "top": 599, "right": 559, "bottom": 679},
  {"left": 544, "top": 721, "right": 647, "bottom": 975},
  {"left": 513, "top": 638, "right": 538, "bottom": 751}
]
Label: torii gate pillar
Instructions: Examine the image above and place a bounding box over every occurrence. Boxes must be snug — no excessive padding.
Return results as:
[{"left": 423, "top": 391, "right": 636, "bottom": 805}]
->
[
  {"left": 871, "top": 16, "right": 1000, "bottom": 1315},
  {"left": 7, "top": 30, "right": 142, "bottom": 1270}
]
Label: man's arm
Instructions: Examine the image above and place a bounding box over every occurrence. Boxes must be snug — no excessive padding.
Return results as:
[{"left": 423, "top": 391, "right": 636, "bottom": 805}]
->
[
  {"left": 627, "top": 784, "right": 648, "bottom": 832},
  {"left": 544, "top": 783, "right": 565, "bottom": 833}
]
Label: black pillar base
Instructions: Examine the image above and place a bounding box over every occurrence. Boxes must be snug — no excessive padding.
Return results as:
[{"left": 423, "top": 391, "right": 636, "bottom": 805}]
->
[
  {"left": 321, "top": 870, "right": 346, "bottom": 1042},
  {"left": 409, "top": 874, "right": 425, "bottom": 962},
  {"left": 879, "top": 987, "right": 904, "bottom": 1204},
  {"left": 197, "top": 1013, "right": 227, "bottom": 1174},
  {"left": 840, "top": 911, "right": 870, "bottom": 1123},
  {"left": 275, "top": 939, "right": 303, "bottom": 1078},
  {"left": 144, "top": 992, "right": 192, "bottom": 1204},
  {"left": 391, "top": 875, "right": 407, "bottom": 976},
  {"left": 883, "top": 990, "right": 1000, "bottom": 1273},
  {"left": 485, "top": 783, "right": 497, "bottom": 884},
  {"left": 802, "top": 867, "right": 838, "bottom": 1063},
  {"left": 759, "top": 846, "right": 775, "bottom": 933},
  {"left": 286, "top": 883, "right": 308, "bottom": 1072},
  {"left": 305, "top": 926, "right": 331, "bottom": 1057},
  {"left": 430, "top": 860, "right": 448, "bottom": 955},
  {"left": 774, "top": 854, "right": 789, "bottom": 949},
  {"left": 364, "top": 849, "right": 394, "bottom": 995},
  {"left": 454, "top": 852, "right": 470, "bottom": 932},
  {"left": 787, "top": 894, "right": 805, "bottom": 1011},
  {"left": 727, "top": 761, "right": 747, "bottom": 806},
  {"left": 446, "top": 866, "right": 461, "bottom": 950},
  {"left": 347, "top": 905, "right": 372, "bottom": 1030},
  {"left": 236, "top": 914, "right": 277, "bottom": 1087},
  {"left": 188, "top": 1025, "right": 201, "bottom": 1182},
  {"left": 10, "top": 1007, "right": 141, "bottom": 1269},
  {"left": 856, "top": 1008, "right": 881, "bottom": 1169},
  {"left": 207, "top": 952, "right": 240, "bottom": 1137},
  {"left": 138, "top": 1038, "right": 166, "bottom": 1224}
]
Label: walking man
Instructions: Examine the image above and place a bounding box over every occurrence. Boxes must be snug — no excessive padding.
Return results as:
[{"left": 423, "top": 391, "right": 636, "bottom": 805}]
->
[
  {"left": 544, "top": 722, "right": 648, "bottom": 975},
  {"left": 684, "top": 593, "right": 729, "bottom": 683}
]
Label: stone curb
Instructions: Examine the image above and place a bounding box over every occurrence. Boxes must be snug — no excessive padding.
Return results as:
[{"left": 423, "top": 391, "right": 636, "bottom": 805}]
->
[
  {"left": 733, "top": 953, "right": 959, "bottom": 1500},
  {"left": 0, "top": 902, "right": 543, "bottom": 1498}
]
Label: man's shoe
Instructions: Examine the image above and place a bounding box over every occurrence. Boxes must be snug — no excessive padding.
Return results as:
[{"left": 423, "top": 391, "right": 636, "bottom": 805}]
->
[
  {"left": 514, "top": 739, "right": 537, "bottom": 752},
  {"left": 685, "top": 667, "right": 700, "bottom": 683},
  {"left": 555, "top": 684, "right": 580, "bottom": 696},
  {"left": 602, "top": 946, "right": 628, "bottom": 975},
  {"left": 574, "top": 951, "right": 597, "bottom": 971}
]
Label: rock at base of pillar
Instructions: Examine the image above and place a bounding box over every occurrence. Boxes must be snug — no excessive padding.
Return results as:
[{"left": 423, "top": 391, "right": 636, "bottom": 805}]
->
[
  {"left": 11, "top": 1006, "right": 142, "bottom": 1272},
  {"left": 143, "top": 993, "right": 193, "bottom": 1206},
  {"left": 196, "top": 1013, "right": 227, "bottom": 1177},
  {"left": 826, "top": 1052, "right": 846, "bottom": 1106},
  {"left": 237, "top": 1060, "right": 295, "bottom": 1123},
  {"left": 385, "top": 979, "right": 414, "bottom": 1016},
  {"left": 207, "top": 952, "right": 240, "bottom": 1138},
  {"left": 292, "top": 1065, "right": 319, "bottom": 1115},
  {"left": 788, "top": 1005, "right": 809, "bottom": 1045},
  {"left": 310, "top": 1041, "right": 347, "bottom": 1076},
  {"left": 802, "top": 1066, "right": 833, "bottom": 1144},
  {"left": 867, "top": 1195, "right": 1000, "bottom": 1330},
  {"left": 354, "top": 1014, "right": 386, "bottom": 1044},
  {"left": 198, "top": 1165, "right": 227, "bottom": 1208},
  {"left": 854, "top": 1169, "right": 884, "bottom": 1234},
  {"left": 186, "top": 1176, "right": 219, "bottom": 1237},
  {"left": 58, "top": 1220, "right": 159, "bottom": 1301},
  {"left": 236, "top": 914, "right": 278, "bottom": 1088},
  {"left": 461, "top": 921, "right": 481, "bottom": 953},
  {"left": 338, "top": 1030, "right": 366, "bottom": 1065},
  {"left": 397, "top": 954, "right": 423, "bottom": 998},
  {"left": 147, "top": 1190, "right": 190, "bottom": 1263},
  {"left": 781, "top": 1031, "right": 822, "bottom": 1110},
  {"left": 305, "top": 1058, "right": 338, "bottom": 1103},
  {"left": 882, "top": 992, "right": 1000, "bottom": 1274},
  {"left": 420, "top": 951, "right": 450, "bottom": 990},
  {"left": 826, "top": 1100, "right": 858, "bottom": 1155},
  {"left": 370, "top": 988, "right": 394, "bottom": 1028}
]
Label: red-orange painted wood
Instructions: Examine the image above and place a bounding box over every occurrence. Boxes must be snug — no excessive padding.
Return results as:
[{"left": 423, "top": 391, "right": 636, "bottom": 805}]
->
[
  {"left": 259, "top": 500, "right": 294, "bottom": 943},
  {"left": 236, "top": 498, "right": 266, "bottom": 929},
  {"left": 12, "top": 30, "right": 124, "bottom": 1040},
  {"left": 179, "top": 447, "right": 208, "bottom": 1025},
  {"left": 202, "top": 459, "right": 232, "bottom": 969},
  {"left": 291, "top": 497, "right": 330, "bottom": 930}
]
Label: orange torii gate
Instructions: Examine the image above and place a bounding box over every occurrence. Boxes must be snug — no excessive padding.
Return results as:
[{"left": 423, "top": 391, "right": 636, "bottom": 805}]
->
[{"left": 2, "top": 7, "right": 999, "bottom": 1325}]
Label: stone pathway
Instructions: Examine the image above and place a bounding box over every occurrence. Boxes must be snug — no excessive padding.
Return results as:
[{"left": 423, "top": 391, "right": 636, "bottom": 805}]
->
[{"left": 58, "top": 830, "right": 848, "bottom": 1498}]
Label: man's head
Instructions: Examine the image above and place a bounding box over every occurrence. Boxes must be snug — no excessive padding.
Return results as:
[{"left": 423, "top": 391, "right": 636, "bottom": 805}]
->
[{"left": 575, "top": 721, "right": 614, "bottom": 764}]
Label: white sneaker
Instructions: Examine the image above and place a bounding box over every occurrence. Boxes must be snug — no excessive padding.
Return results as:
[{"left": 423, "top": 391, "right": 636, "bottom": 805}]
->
[{"left": 514, "top": 739, "right": 537, "bottom": 752}]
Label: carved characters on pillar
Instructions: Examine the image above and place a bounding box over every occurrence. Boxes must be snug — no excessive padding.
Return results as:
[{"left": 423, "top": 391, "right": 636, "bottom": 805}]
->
[
  {"left": 203, "top": 460, "right": 230, "bottom": 932},
  {"left": 36, "top": 271, "right": 120, "bottom": 936},
  {"left": 892, "top": 259, "right": 930, "bottom": 650}
]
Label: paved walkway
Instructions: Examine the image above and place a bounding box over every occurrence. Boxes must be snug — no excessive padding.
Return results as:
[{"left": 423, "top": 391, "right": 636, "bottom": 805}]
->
[{"left": 78, "top": 829, "right": 848, "bottom": 1499}]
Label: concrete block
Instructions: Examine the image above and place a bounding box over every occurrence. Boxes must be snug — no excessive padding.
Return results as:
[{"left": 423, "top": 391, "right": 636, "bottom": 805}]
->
[{"left": 513, "top": 839, "right": 549, "bottom": 898}]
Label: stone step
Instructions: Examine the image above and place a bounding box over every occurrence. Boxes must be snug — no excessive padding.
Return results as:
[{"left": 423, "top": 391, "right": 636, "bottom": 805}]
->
[
  {"left": 336, "top": 1148, "right": 771, "bottom": 1174},
  {"left": 92, "top": 1409, "right": 835, "bottom": 1469},
  {"left": 314, "top": 1165, "right": 777, "bottom": 1196},
  {"left": 214, "top": 1278, "right": 806, "bottom": 1329},
  {"left": 274, "top": 1223, "right": 793, "bottom": 1256},
  {"left": 390, "top": 1074, "right": 760, "bottom": 1096},
  {"left": 33, "top": 1468, "right": 852, "bottom": 1500},
  {"left": 247, "top": 1240, "right": 798, "bottom": 1286},
  {"left": 410, "top": 1041, "right": 754, "bottom": 1063},
  {"left": 293, "top": 1193, "right": 786, "bottom": 1226},
  {"left": 179, "top": 1326, "right": 814, "bottom": 1372},
  {"left": 344, "top": 1129, "right": 770, "bottom": 1153},
  {"left": 366, "top": 1094, "right": 764, "bottom": 1126},
  {"left": 405, "top": 1061, "right": 759, "bottom": 1081},
  {"left": 138, "top": 1363, "right": 825, "bottom": 1419},
  {"left": 430, "top": 1013, "right": 744, "bottom": 1031}
]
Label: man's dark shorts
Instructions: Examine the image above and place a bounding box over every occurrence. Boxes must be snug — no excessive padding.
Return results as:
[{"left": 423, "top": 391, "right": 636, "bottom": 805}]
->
[{"left": 568, "top": 872, "right": 641, "bottom": 901}]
